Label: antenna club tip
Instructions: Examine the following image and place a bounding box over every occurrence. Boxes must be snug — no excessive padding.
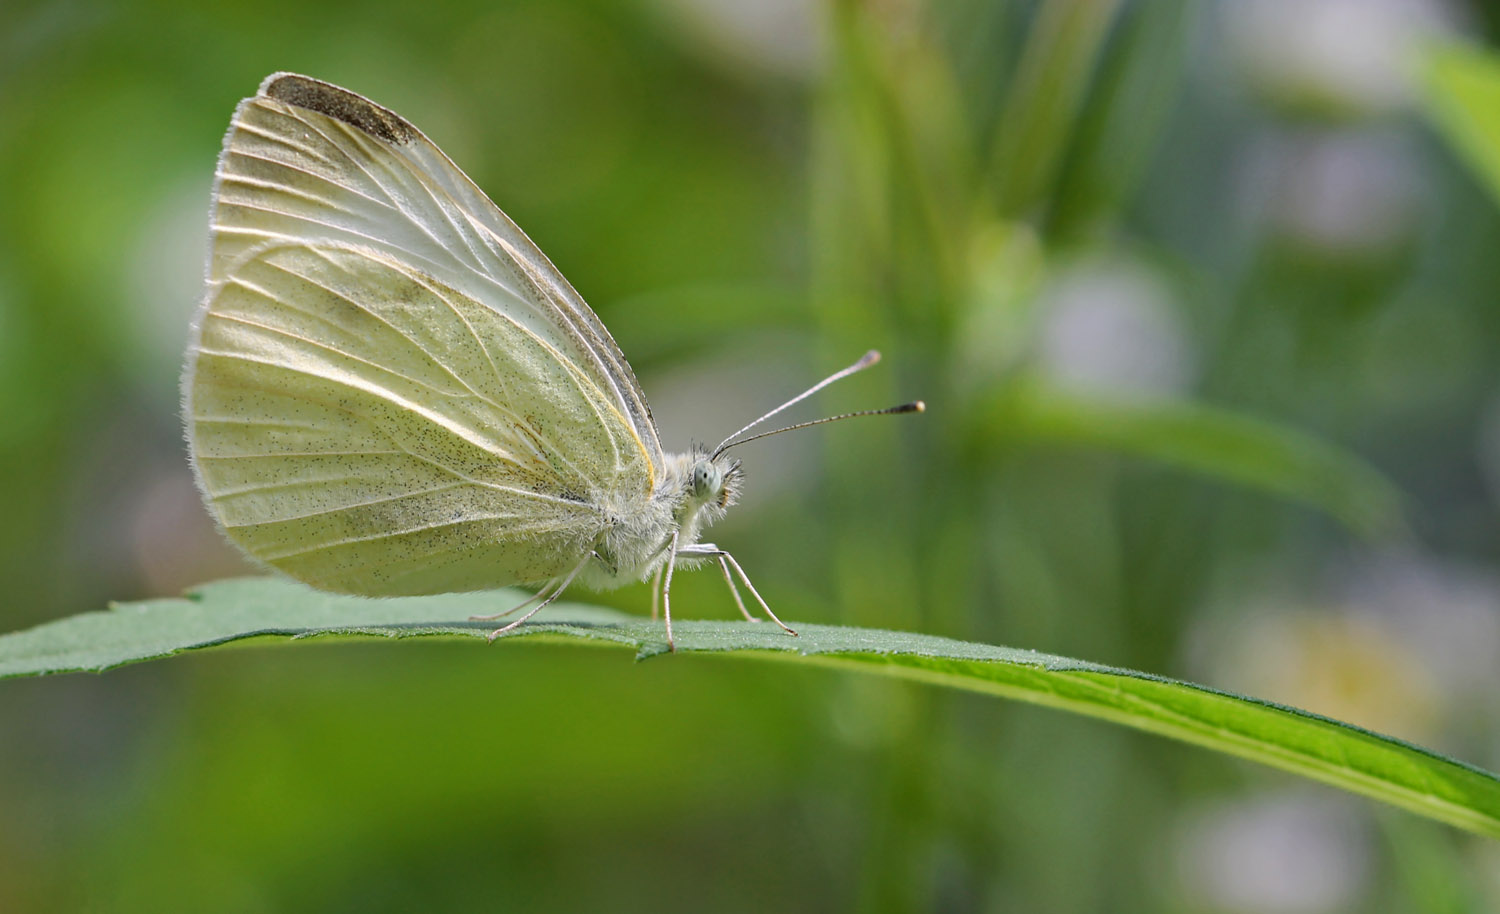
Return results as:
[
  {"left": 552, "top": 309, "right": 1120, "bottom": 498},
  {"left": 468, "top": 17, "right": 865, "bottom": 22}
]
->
[
  {"left": 913, "top": 400, "right": 926, "bottom": 413},
  {"left": 857, "top": 349, "right": 881, "bottom": 367}
]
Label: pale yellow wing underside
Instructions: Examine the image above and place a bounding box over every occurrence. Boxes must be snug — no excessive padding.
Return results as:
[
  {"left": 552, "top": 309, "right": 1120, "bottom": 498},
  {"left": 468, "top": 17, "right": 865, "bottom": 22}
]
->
[
  {"left": 189, "top": 241, "right": 651, "bottom": 594},
  {"left": 184, "top": 74, "right": 660, "bottom": 595}
]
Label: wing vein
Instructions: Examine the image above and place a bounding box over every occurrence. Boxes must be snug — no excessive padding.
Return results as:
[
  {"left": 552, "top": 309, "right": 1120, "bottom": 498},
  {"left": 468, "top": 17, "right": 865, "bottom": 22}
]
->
[
  {"left": 273, "top": 106, "right": 398, "bottom": 206},
  {"left": 231, "top": 119, "right": 338, "bottom": 166},
  {"left": 205, "top": 309, "right": 473, "bottom": 401},
  {"left": 196, "top": 344, "right": 513, "bottom": 462},
  {"left": 253, "top": 513, "right": 583, "bottom": 561},
  {"left": 222, "top": 149, "right": 392, "bottom": 210}
]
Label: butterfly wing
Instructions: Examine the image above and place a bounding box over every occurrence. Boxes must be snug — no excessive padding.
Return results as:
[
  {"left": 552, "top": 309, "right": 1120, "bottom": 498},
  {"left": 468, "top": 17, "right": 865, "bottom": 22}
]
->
[
  {"left": 184, "top": 75, "right": 659, "bottom": 595},
  {"left": 209, "top": 73, "right": 663, "bottom": 469}
]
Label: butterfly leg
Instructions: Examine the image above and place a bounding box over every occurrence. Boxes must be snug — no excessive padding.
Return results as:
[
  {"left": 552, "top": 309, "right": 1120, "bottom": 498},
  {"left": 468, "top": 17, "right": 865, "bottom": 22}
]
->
[
  {"left": 702, "top": 550, "right": 756, "bottom": 622},
  {"left": 683, "top": 543, "right": 754, "bottom": 622},
  {"left": 676, "top": 545, "right": 797, "bottom": 636},
  {"left": 485, "top": 552, "right": 594, "bottom": 642},
  {"left": 661, "top": 530, "right": 681, "bottom": 651},
  {"left": 650, "top": 562, "right": 664, "bottom": 621},
  {"left": 469, "top": 578, "right": 560, "bottom": 622}
]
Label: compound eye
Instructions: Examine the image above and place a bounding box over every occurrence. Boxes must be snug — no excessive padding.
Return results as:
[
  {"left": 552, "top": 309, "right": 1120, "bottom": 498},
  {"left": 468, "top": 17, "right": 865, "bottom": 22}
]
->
[{"left": 691, "top": 462, "right": 717, "bottom": 498}]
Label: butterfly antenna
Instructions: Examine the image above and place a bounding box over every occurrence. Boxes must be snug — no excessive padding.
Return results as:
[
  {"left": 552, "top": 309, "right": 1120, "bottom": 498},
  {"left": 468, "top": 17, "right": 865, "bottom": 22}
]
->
[
  {"left": 712, "top": 350, "right": 885, "bottom": 457},
  {"left": 715, "top": 402, "right": 925, "bottom": 454}
]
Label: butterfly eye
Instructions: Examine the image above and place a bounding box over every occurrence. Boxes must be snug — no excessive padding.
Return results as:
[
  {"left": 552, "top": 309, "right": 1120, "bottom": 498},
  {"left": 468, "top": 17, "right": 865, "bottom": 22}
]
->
[{"left": 690, "top": 461, "right": 720, "bottom": 499}]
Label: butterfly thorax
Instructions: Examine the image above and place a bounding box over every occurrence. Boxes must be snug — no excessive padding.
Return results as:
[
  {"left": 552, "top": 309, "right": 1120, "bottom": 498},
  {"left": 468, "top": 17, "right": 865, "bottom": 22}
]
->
[{"left": 583, "top": 449, "right": 741, "bottom": 589}]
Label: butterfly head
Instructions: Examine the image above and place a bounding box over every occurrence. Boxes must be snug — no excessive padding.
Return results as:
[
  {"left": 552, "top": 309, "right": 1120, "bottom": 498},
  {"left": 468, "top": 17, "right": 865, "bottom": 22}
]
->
[{"left": 687, "top": 453, "right": 742, "bottom": 514}]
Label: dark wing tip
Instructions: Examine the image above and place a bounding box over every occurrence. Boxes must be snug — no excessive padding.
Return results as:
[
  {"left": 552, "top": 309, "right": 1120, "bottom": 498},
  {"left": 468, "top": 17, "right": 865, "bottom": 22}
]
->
[{"left": 258, "top": 72, "right": 417, "bottom": 145}]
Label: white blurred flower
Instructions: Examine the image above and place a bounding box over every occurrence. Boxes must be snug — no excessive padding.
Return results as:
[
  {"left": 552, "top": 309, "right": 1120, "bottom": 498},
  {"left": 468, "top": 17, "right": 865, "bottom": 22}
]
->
[
  {"left": 1188, "top": 547, "right": 1500, "bottom": 748},
  {"left": 1333, "top": 549, "right": 1500, "bottom": 699},
  {"left": 1240, "top": 130, "right": 1424, "bottom": 256},
  {"left": 1176, "top": 792, "right": 1370, "bottom": 913},
  {"left": 123, "top": 176, "right": 209, "bottom": 403},
  {"left": 1194, "top": 600, "right": 1442, "bottom": 744},
  {"left": 954, "top": 222, "right": 1045, "bottom": 392},
  {"left": 130, "top": 468, "right": 253, "bottom": 595},
  {"left": 650, "top": 0, "right": 822, "bottom": 81},
  {"left": 1035, "top": 257, "right": 1192, "bottom": 397},
  {"left": 1225, "top": 0, "right": 1458, "bottom": 118},
  {"left": 644, "top": 342, "right": 819, "bottom": 509}
]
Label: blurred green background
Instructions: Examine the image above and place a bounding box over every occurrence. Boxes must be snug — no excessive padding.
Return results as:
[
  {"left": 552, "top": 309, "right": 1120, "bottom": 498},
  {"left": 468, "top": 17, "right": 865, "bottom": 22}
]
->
[{"left": 6, "top": 0, "right": 1500, "bottom": 910}]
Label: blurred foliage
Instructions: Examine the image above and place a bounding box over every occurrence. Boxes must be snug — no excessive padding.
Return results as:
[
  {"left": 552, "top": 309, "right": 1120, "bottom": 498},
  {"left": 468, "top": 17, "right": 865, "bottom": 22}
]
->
[
  {"left": 5, "top": 0, "right": 1500, "bottom": 911},
  {"left": 1422, "top": 39, "right": 1500, "bottom": 208}
]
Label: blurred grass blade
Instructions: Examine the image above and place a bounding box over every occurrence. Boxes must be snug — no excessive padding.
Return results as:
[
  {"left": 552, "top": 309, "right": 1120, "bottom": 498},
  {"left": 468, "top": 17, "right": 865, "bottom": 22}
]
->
[
  {"left": 1051, "top": 0, "right": 1197, "bottom": 237},
  {"left": 988, "top": 0, "right": 1125, "bottom": 217},
  {"left": 2, "top": 577, "right": 1496, "bottom": 838},
  {"left": 1419, "top": 41, "right": 1500, "bottom": 206},
  {"left": 989, "top": 382, "right": 1405, "bottom": 536}
]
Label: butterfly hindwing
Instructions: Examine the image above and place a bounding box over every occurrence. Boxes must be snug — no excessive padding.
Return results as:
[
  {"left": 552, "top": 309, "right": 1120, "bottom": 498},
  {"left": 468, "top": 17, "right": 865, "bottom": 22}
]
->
[{"left": 188, "top": 235, "right": 653, "bottom": 594}]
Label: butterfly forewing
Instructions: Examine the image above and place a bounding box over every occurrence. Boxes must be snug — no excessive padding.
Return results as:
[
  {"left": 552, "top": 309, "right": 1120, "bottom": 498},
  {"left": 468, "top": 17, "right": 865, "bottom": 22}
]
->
[
  {"left": 210, "top": 72, "right": 662, "bottom": 469},
  {"left": 186, "top": 75, "right": 662, "bottom": 595}
]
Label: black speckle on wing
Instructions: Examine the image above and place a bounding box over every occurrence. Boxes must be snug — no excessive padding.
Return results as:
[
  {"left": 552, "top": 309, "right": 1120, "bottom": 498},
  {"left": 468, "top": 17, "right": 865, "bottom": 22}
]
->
[{"left": 263, "top": 74, "right": 417, "bottom": 145}]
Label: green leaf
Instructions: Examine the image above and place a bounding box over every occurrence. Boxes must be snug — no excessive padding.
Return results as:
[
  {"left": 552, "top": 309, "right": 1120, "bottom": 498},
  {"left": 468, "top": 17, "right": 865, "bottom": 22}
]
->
[
  {"left": 988, "top": 382, "right": 1406, "bottom": 537},
  {"left": 3, "top": 576, "right": 1496, "bottom": 839},
  {"left": 1419, "top": 40, "right": 1500, "bottom": 207}
]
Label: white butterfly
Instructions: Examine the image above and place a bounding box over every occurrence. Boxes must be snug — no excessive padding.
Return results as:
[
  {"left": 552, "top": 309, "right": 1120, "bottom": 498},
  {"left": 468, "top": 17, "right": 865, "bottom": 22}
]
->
[{"left": 183, "top": 73, "right": 920, "bottom": 649}]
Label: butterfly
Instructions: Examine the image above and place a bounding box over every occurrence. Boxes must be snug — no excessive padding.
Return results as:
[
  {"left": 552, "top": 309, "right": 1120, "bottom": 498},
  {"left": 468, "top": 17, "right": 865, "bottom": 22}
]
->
[{"left": 183, "top": 73, "right": 921, "bottom": 650}]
